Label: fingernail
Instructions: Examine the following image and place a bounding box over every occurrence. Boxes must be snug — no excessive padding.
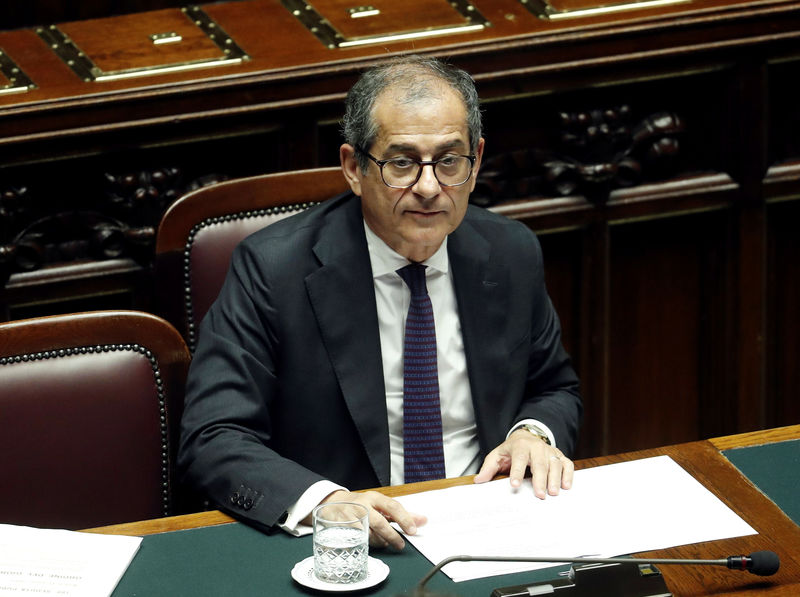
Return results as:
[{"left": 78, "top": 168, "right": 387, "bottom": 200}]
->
[
  {"left": 511, "top": 478, "right": 520, "bottom": 487},
  {"left": 408, "top": 525, "right": 417, "bottom": 535}
]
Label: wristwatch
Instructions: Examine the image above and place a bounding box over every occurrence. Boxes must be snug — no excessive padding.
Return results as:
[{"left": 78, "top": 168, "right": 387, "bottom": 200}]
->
[{"left": 511, "top": 422, "right": 552, "bottom": 446}]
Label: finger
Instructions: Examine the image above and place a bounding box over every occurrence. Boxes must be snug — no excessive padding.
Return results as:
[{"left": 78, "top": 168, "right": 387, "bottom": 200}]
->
[
  {"left": 560, "top": 456, "right": 575, "bottom": 490},
  {"left": 529, "top": 455, "right": 548, "bottom": 499},
  {"left": 474, "top": 450, "right": 502, "bottom": 484},
  {"left": 369, "top": 531, "right": 389, "bottom": 549},
  {"left": 365, "top": 493, "right": 428, "bottom": 550},
  {"left": 508, "top": 443, "right": 532, "bottom": 489},
  {"left": 376, "top": 498, "right": 421, "bottom": 537},
  {"left": 546, "top": 455, "right": 563, "bottom": 496},
  {"left": 367, "top": 509, "right": 406, "bottom": 550}
]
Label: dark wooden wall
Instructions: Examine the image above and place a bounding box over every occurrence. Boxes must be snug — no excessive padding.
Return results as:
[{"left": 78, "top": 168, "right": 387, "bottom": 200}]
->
[
  {"left": 2, "top": 0, "right": 799, "bottom": 459},
  {"left": 490, "top": 52, "right": 800, "bottom": 455}
]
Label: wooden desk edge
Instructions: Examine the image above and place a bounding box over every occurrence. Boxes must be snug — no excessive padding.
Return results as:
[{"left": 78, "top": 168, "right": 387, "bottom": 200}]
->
[
  {"left": 82, "top": 510, "right": 237, "bottom": 536},
  {"left": 709, "top": 424, "right": 800, "bottom": 451}
]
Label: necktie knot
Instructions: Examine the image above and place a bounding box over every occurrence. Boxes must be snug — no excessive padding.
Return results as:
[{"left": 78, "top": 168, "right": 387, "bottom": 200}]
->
[{"left": 397, "top": 263, "right": 428, "bottom": 297}]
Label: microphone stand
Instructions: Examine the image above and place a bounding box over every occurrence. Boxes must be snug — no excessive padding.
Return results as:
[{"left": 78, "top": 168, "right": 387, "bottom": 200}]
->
[{"left": 415, "top": 551, "right": 780, "bottom": 596}]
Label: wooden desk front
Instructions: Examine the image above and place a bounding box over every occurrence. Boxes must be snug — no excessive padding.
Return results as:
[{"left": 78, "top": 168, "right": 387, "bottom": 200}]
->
[{"left": 87, "top": 425, "right": 800, "bottom": 595}]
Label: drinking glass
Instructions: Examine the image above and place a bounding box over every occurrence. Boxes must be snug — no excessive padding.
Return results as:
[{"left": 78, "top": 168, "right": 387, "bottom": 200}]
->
[{"left": 312, "top": 502, "right": 369, "bottom": 583}]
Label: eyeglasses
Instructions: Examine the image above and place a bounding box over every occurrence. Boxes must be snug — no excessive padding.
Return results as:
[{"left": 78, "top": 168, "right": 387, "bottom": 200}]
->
[{"left": 356, "top": 147, "right": 476, "bottom": 189}]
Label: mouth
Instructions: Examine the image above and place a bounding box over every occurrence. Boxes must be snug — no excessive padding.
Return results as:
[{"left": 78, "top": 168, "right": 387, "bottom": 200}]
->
[{"left": 405, "top": 209, "right": 444, "bottom": 218}]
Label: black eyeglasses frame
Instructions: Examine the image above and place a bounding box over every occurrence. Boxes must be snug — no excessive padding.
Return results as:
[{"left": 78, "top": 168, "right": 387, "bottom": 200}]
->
[{"left": 355, "top": 147, "right": 477, "bottom": 189}]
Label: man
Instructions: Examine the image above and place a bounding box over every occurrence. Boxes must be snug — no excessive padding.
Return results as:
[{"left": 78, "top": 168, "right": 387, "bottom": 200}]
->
[{"left": 178, "top": 55, "right": 582, "bottom": 550}]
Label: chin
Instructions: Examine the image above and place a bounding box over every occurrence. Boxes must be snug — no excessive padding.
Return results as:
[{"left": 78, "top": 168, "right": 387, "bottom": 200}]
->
[{"left": 408, "top": 229, "right": 448, "bottom": 247}]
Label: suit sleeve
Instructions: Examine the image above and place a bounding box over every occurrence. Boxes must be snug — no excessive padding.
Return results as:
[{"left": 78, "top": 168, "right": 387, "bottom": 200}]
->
[{"left": 177, "top": 240, "right": 326, "bottom": 532}]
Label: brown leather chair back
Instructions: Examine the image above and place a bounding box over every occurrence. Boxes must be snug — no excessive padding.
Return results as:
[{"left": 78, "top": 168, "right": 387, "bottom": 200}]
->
[
  {"left": 155, "top": 167, "right": 349, "bottom": 351},
  {"left": 0, "top": 310, "right": 191, "bottom": 529}
]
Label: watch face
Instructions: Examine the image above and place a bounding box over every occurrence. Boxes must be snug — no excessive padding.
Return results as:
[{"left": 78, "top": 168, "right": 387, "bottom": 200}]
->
[{"left": 526, "top": 425, "right": 551, "bottom": 445}]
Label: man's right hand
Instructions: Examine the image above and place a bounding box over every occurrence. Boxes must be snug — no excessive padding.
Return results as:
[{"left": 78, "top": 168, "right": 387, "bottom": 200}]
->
[{"left": 310, "top": 489, "right": 427, "bottom": 550}]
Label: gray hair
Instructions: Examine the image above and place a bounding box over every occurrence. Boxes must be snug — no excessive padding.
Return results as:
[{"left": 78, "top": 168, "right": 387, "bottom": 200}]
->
[{"left": 342, "top": 55, "right": 482, "bottom": 172}]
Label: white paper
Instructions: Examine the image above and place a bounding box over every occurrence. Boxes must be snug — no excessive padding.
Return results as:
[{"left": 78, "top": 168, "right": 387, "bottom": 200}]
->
[
  {"left": 395, "top": 455, "right": 757, "bottom": 582},
  {"left": 0, "top": 524, "right": 142, "bottom": 596}
]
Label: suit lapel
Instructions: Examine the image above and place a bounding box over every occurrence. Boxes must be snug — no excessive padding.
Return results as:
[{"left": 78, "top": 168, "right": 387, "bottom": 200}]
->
[
  {"left": 448, "top": 216, "right": 509, "bottom": 454},
  {"left": 305, "top": 196, "right": 391, "bottom": 486}
]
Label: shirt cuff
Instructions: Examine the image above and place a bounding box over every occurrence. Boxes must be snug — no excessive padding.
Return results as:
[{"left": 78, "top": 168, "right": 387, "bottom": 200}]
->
[
  {"left": 507, "top": 418, "right": 557, "bottom": 449},
  {"left": 278, "top": 480, "right": 346, "bottom": 537}
]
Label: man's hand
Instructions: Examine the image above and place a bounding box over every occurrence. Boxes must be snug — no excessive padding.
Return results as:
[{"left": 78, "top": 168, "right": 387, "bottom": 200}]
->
[
  {"left": 313, "top": 490, "right": 427, "bottom": 550},
  {"left": 474, "top": 430, "right": 574, "bottom": 499}
]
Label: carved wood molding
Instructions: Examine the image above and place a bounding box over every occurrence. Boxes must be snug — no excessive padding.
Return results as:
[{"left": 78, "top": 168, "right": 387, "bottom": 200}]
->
[
  {"left": 473, "top": 106, "right": 685, "bottom": 206},
  {"left": 1, "top": 168, "right": 227, "bottom": 285}
]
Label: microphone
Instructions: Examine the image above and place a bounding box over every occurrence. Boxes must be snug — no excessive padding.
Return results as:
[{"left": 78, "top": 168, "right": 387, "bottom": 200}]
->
[
  {"left": 726, "top": 551, "right": 781, "bottom": 575},
  {"left": 413, "top": 551, "right": 780, "bottom": 595}
]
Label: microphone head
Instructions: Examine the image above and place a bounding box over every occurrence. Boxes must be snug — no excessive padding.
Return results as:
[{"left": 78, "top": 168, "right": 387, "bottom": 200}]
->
[{"left": 749, "top": 551, "right": 780, "bottom": 576}]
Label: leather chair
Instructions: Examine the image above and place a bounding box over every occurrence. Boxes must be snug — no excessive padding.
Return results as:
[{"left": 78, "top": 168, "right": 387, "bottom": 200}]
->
[
  {"left": 155, "top": 167, "right": 349, "bottom": 351},
  {"left": 0, "top": 310, "right": 191, "bottom": 529}
]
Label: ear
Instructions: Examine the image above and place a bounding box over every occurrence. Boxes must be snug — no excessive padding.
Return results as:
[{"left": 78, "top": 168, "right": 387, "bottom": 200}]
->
[
  {"left": 340, "top": 144, "right": 363, "bottom": 197},
  {"left": 468, "top": 137, "right": 485, "bottom": 193}
]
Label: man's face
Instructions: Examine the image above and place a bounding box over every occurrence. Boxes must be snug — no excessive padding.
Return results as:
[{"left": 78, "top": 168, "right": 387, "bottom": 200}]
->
[{"left": 341, "top": 83, "right": 484, "bottom": 263}]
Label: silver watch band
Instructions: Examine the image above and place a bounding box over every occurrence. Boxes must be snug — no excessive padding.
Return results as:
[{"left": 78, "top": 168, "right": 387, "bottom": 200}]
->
[{"left": 512, "top": 423, "right": 552, "bottom": 445}]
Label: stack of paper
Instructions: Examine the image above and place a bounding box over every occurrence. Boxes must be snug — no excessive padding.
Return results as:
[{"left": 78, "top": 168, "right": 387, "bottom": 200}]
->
[
  {"left": 395, "top": 455, "right": 757, "bottom": 582},
  {"left": 0, "top": 524, "right": 141, "bottom": 596}
]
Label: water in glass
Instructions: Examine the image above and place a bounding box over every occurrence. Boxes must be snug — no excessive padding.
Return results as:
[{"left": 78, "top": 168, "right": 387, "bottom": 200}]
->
[{"left": 313, "top": 526, "right": 368, "bottom": 583}]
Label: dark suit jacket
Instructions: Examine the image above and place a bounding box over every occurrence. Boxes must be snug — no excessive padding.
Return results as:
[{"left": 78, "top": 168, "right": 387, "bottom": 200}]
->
[{"left": 178, "top": 192, "right": 581, "bottom": 531}]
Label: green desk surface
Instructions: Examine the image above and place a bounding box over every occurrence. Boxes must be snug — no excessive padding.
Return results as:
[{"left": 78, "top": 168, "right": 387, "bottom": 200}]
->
[
  {"left": 723, "top": 438, "right": 800, "bottom": 527},
  {"left": 112, "top": 439, "right": 799, "bottom": 596},
  {"left": 111, "top": 521, "right": 568, "bottom": 596}
]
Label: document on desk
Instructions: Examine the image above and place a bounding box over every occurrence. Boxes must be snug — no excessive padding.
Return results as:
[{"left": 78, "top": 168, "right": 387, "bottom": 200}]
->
[
  {"left": 394, "top": 455, "right": 757, "bottom": 582},
  {"left": 0, "top": 524, "right": 141, "bottom": 596}
]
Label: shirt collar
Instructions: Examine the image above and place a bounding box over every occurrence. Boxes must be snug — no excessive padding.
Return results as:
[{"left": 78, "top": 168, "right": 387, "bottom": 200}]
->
[{"left": 363, "top": 220, "right": 449, "bottom": 279}]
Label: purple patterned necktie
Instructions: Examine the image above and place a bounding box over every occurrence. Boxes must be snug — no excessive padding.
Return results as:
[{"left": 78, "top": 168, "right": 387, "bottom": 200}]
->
[{"left": 397, "top": 263, "right": 446, "bottom": 483}]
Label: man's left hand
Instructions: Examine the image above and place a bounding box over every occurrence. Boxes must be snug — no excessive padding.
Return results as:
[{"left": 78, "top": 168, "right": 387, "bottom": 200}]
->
[{"left": 473, "top": 429, "right": 574, "bottom": 499}]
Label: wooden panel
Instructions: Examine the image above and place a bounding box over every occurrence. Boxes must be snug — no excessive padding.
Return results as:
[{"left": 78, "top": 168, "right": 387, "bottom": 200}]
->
[
  {"left": 537, "top": 229, "right": 586, "bottom": 364},
  {"left": 312, "top": 0, "right": 475, "bottom": 38},
  {"left": 606, "top": 210, "right": 732, "bottom": 453},
  {"left": 58, "top": 9, "right": 227, "bottom": 73},
  {"left": 768, "top": 59, "right": 800, "bottom": 165},
  {"left": 766, "top": 198, "right": 800, "bottom": 427},
  {"left": 0, "top": 260, "right": 150, "bottom": 322},
  {"left": 3, "top": 0, "right": 799, "bottom": 114}
]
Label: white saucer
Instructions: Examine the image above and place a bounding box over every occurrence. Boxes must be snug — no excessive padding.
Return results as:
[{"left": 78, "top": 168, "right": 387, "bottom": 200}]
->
[{"left": 291, "top": 556, "right": 389, "bottom": 592}]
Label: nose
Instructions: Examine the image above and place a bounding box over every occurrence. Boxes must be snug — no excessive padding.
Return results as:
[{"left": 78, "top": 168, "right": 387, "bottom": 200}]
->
[{"left": 411, "top": 163, "right": 441, "bottom": 199}]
